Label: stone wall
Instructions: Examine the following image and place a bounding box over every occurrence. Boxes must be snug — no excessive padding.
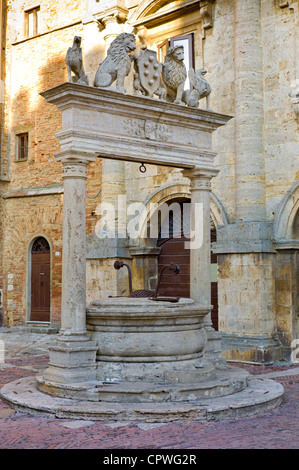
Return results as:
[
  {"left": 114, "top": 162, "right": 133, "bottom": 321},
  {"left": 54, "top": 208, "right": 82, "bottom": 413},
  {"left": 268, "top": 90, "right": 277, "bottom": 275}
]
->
[
  {"left": 0, "top": 0, "right": 103, "bottom": 324},
  {"left": 1, "top": 193, "right": 63, "bottom": 325}
]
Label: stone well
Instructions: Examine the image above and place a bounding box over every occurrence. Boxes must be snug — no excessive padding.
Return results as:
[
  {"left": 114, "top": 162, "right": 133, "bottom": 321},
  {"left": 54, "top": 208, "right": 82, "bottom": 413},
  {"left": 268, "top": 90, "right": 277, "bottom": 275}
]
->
[{"left": 0, "top": 77, "right": 284, "bottom": 421}]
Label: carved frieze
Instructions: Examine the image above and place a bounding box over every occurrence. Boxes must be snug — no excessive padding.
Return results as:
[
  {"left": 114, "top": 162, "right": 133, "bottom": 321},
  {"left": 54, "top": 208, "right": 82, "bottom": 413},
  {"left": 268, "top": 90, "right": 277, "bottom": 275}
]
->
[
  {"left": 123, "top": 118, "right": 173, "bottom": 142},
  {"left": 144, "top": 120, "right": 173, "bottom": 141},
  {"left": 199, "top": 0, "right": 216, "bottom": 30}
]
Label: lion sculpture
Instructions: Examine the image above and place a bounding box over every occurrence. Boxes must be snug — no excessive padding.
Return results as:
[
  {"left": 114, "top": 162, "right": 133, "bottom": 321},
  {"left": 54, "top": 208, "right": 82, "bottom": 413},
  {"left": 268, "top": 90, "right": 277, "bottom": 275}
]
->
[
  {"left": 161, "top": 45, "right": 187, "bottom": 105},
  {"left": 94, "top": 33, "right": 136, "bottom": 93}
]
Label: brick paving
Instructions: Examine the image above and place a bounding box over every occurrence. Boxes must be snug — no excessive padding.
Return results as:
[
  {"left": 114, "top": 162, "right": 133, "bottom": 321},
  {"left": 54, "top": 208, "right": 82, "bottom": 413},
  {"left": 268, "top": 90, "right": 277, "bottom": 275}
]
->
[{"left": 0, "top": 334, "right": 298, "bottom": 450}]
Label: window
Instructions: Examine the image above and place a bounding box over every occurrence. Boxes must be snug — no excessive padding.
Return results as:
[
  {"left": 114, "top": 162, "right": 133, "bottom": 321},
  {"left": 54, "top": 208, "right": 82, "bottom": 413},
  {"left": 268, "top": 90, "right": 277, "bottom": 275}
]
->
[
  {"left": 16, "top": 133, "right": 28, "bottom": 161},
  {"left": 157, "top": 33, "right": 194, "bottom": 89},
  {"left": 25, "top": 7, "right": 40, "bottom": 38}
]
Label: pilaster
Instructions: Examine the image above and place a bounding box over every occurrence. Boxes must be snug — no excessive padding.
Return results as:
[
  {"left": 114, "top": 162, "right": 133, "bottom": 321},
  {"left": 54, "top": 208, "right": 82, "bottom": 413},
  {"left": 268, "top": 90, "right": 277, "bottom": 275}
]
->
[{"left": 234, "top": 0, "right": 266, "bottom": 222}]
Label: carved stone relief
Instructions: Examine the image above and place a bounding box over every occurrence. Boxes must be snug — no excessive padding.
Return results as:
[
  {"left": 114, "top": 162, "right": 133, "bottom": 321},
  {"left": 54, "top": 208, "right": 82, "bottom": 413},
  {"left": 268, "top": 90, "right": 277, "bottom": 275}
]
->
[
  {"left": 123, "top": 118, "right": 173, "bottom": 142},
  {"left": 66, "top": 36, "right": 89, "bottom": 86}
]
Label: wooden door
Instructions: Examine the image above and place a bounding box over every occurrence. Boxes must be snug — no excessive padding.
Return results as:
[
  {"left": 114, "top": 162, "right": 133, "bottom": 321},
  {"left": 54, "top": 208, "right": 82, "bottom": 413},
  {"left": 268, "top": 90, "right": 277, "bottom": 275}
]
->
[
  {"left": 156, "top": 201, "right": 218, "bottom": 330},
  {"left": 210, "top": 227, "right": 218, "bottom": 331},
  {"left": 30, "top": 238, "right": 50, "bottom": 322}
]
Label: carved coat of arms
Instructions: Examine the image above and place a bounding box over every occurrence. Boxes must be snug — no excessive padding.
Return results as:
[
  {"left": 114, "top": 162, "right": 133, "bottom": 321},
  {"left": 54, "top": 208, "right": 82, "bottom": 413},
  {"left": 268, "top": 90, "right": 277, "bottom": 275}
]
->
[{"left": 135, "top": 49, "right": 163, "bottom": 98}]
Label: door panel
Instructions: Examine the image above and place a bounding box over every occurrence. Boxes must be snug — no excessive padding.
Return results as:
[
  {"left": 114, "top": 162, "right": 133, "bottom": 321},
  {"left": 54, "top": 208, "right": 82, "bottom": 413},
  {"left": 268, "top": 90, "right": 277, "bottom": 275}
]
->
[
  {"left": 156, "top": 202, "right": 218, "bottom": 330},
  {"left": 30, "top": 249, "right": 50, "bottom": 322}
]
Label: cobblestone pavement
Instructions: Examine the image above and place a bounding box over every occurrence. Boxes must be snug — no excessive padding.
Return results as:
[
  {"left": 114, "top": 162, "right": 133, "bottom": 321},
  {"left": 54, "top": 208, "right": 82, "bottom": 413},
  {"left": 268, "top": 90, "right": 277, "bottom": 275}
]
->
[{"left": 0, "top": 329, "right": 298, "bottom": 450}]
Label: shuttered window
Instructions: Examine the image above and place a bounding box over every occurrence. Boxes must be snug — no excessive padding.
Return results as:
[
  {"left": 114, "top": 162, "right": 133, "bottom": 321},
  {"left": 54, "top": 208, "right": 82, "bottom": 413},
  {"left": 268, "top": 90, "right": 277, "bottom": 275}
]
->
[{"left": 16, "top": 133, "right": 28, "bottom": 161}]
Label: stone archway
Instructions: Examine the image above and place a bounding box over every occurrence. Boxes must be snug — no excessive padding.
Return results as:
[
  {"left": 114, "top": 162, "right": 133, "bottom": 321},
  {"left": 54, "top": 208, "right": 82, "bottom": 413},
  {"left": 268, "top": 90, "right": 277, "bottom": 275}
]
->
[
  {"left": 136, "top": 183, "right": 229, "bottom": 330},
  {"left": 273, "top": 180, "right": 299, "bottom": 242}
]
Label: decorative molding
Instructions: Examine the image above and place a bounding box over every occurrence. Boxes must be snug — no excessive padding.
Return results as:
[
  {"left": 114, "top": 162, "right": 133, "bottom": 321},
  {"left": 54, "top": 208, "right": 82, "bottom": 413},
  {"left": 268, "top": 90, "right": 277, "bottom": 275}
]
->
[
  {"left": 278, "top": 1, "right": 290, "bottom": 7},
  {"left": 273, "top": 179, "right": 299, "bottom": 240},
  {"left": 2, "top": 184, "right": 64, "bottom": 199},
  {"left": 274, "top": 240, "right": 299, "bottom": 250},
  {"left": 94, "top": 6, "right": 129, "bottom": 31},
  {"left": 289, "top": 89, "right": 299, "bottom": 118},
  {"left": 63, "top": 164, "right": 88, "bottom": 179},
  {"left": 129, "top": 0, "right": 201, "bottom": 28},
  {"left": 199, "top": 0, "right": 216, "bottom": 30}
]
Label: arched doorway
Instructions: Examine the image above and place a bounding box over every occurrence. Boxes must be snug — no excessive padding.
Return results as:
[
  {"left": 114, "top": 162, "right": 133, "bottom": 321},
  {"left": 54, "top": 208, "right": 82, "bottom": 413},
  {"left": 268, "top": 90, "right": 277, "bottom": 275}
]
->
[
  {"left": 30, "top": 237, "right": 51, "bottom": 322},
  {"left": 156, "top": 199, "right": 218, "bottom": 329}
]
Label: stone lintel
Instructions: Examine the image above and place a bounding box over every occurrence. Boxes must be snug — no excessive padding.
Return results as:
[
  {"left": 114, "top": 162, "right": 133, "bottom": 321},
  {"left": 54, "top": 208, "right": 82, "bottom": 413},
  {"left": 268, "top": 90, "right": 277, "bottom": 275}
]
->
[{"left": 41, "top": 82, "right": 232, "bottom": 170}]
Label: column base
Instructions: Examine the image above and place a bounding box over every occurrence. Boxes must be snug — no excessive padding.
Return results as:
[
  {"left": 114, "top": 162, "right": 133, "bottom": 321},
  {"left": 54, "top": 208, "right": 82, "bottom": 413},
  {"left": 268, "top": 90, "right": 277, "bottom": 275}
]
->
[
  {"left": 204, "top": 326, "right": 227, "bottom": 369},
  {"left": 221, "top": 333, "right": 283, "bottom": 364},
  {"left": 42, "top": 334, "right": 97, "bottom": 385}
]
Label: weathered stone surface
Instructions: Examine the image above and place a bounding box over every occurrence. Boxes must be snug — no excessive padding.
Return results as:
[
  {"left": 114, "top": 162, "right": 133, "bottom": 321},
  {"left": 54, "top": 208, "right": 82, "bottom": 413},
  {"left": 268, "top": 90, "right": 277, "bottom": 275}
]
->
[
  {"left": 0, "top": 373, "right": 284, "bottom": 422},
  {"left": 86, "top": 297, "right": 210, "bottom": 383}
]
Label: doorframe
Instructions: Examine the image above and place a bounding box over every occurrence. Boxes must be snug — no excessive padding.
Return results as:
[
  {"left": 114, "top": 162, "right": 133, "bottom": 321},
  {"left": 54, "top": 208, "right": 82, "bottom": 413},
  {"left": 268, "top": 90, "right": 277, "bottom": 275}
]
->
[{"left": 26, "top": 234, "right": 52, "bottom": 323}]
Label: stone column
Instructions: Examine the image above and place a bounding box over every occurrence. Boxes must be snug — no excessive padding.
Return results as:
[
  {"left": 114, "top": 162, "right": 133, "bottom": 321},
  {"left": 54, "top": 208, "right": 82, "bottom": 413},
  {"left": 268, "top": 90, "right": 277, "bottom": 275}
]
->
[
  {"left": 60, "top": 163, "right": 89, "bottom": 336},
  {"left": 42, "top": 158, "right": 97, "bottom": 386},
  {"left": 234, "top": 0, "right": 265, "bottom": 222},
  {"left": 183, "top": 168, "right": 217, "bottom": 304},
  {"left": 183, "top": 168, "right": 225, "bottom": 367}
]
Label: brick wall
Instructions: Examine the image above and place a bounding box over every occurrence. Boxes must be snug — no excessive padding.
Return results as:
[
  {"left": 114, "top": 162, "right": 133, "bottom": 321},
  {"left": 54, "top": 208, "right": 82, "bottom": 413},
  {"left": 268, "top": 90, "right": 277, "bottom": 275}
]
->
[{"left": 0, "top": 0, "right": 102, "bottom": 325}]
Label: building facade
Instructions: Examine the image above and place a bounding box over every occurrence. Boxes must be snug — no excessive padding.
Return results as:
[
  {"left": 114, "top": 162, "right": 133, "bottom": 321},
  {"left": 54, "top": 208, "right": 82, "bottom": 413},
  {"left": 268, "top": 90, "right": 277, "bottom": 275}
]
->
[{"left": 0, "top": 0, "right": 298, "bottom": 363}]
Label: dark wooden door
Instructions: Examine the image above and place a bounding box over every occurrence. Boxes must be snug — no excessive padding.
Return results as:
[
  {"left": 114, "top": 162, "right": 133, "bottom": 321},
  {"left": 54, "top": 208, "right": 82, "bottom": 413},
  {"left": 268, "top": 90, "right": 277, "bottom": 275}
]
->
[
  {"left": 30, "top": 238, "right": 50, "bottom": 322},
  {"left": 156, "top": 201, "right": 218, "bottom": 330},
  {"left": 157, "top": 237, "right": 190, "bottom": 298},
  {"left": 210, "top": 227, "right": 218, "bottom": 331}
]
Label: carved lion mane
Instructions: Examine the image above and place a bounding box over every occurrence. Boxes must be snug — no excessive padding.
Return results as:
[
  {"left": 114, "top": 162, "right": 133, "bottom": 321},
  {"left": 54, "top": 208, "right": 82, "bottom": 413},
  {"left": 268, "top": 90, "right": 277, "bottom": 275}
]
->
[
  {"left": 94, "top": 33, "right": 136, "bottom": 93},
  {"left": 162, "top": 45, "right": 187, "bottom": 104}
]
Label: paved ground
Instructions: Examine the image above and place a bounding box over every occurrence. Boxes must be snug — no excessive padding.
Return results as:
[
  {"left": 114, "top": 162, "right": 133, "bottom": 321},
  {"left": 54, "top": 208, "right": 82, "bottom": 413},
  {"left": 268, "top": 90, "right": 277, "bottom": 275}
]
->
[{"left": 0, "top": 328, "right": 298, "bottom": 450}]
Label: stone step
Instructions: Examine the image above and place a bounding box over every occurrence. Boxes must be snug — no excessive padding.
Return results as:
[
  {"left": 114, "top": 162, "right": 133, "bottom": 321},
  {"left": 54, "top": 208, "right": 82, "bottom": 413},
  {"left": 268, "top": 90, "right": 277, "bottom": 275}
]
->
[{"left": 0, "top": 374, "right": 284, "bottom": 422}]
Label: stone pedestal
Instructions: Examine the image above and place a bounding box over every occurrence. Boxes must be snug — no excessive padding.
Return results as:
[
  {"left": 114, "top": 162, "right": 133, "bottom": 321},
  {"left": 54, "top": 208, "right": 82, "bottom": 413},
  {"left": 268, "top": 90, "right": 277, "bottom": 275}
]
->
[{"left": 213, "top": 224, "right": 282, "bottom": 364}]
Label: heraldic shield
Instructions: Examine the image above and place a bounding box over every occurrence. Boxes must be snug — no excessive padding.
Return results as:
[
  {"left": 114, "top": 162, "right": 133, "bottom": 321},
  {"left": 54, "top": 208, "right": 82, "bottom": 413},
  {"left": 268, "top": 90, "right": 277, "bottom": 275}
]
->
[{"left": 136, "top": 49, "right": 162, "bottom": 97}]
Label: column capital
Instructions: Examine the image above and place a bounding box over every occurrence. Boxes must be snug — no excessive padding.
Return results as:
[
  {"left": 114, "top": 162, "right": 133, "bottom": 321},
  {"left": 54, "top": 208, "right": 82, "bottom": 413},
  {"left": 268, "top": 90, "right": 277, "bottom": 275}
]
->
[
  {"left": 94, "top": 5, "right": 129, "bottom": 28},
  {"left": 55, "top": 150, "right": 97, "bottom": 168},
  {"left": 182, "top": 168, "right": 219, "bottom": 190}
]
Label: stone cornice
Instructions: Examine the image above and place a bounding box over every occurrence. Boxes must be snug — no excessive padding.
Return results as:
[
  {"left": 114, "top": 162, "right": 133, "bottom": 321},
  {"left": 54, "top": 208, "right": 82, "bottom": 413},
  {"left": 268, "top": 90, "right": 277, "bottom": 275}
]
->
[
  {"left": 129, "top": 0, "right": 201, "bottom": 28},
  {"left": 2, "top": 184, "right": 64, "bottom": 199},
  {"left": 94, "top": 5, "right": 129, "bottom": 30}
]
